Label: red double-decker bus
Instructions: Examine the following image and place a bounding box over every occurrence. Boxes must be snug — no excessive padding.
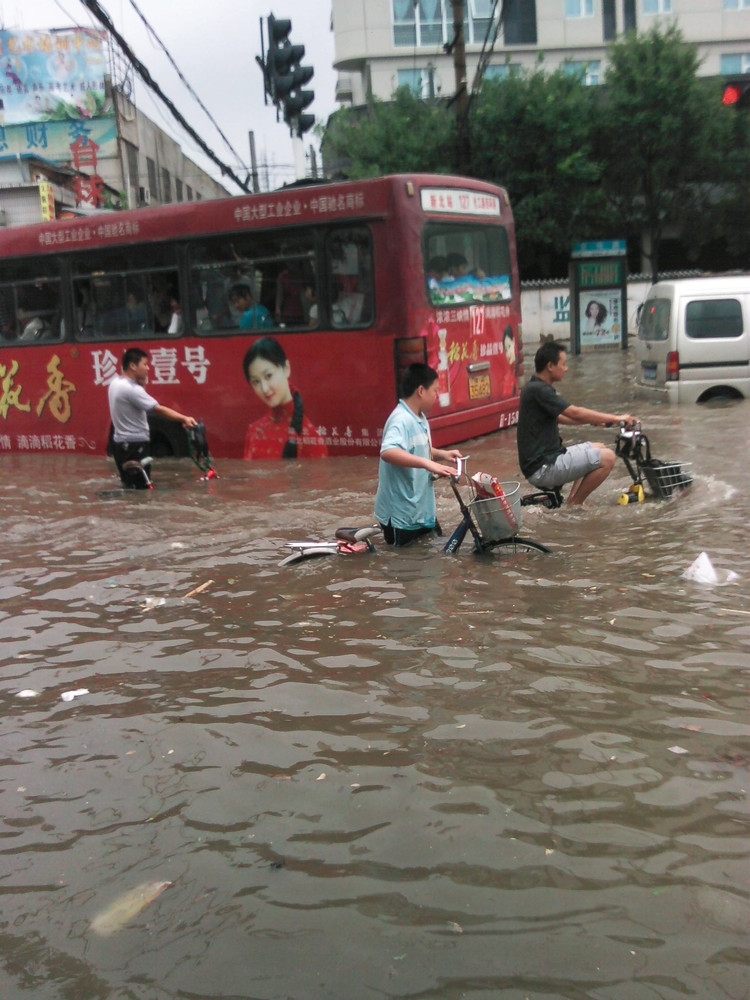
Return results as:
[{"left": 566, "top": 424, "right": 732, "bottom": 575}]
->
[{"left": 0, "top": 173, "right": 522, "bottom": 460}]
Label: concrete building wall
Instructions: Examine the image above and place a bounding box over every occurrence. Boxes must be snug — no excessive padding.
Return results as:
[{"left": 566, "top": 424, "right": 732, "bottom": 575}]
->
[{"left": 331, "top": 0, "right": 750, "bottom": 104}]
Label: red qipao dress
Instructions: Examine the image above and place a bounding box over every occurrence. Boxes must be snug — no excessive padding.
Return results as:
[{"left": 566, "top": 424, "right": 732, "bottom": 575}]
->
[{"left": 243, "top": 391, "right": 328, "bottom": 459}]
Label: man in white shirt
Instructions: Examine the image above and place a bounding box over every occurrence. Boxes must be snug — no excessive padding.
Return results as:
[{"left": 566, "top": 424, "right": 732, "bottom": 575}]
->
[{"left": 108, "top": 347, "right": 197, "bottom": 488}]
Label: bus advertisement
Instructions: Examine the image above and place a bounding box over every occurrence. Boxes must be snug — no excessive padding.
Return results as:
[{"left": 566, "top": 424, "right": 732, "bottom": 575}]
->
[{"left": 0, "top": 174, "right": 522, "bottom": 460}]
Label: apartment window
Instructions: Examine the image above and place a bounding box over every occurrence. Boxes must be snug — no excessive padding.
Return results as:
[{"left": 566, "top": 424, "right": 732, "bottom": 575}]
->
[
  {"left": 721, "top": 53, "right": 750, "bottom": 73},
  {"left": 392, "top": 0, "right": 494, "bottom": 48},
  {"left": 723, "top": 0, "right": 750, "bottom": 8},
  {"left": 393, "top": 0, "right": 417, "bottom": 45},
  {"left": 603, "top": 0, "right": 616, "bottom": 39},
  {"left": 503, "top": 0, "right": 537, "bottom": 43},
  {"left": 562, "top": 60, "right": 601, "bottom": 85},
  {"left": 146, "top": 157, "right": 157, "bottom": 199},
  {"left": 161, "top": 168, "right": 172, "bottom": 204},
  {"left": 175, "top": 178, "right": 183, "bottom": 202},
  {"left": 484, "top": 63, "right": 521, "bottom": 80},
  {"left": 564, "top": 0, "right": 594, "bottom": 17},
  {"left": 643, "top": 0, "right": 671, "bottom": 13},
  {"left": 623, "top": 0, "right": 637, "bottom": 30},
  {"left": 396, "top": 67, "right": 437, "bottom": 97}
]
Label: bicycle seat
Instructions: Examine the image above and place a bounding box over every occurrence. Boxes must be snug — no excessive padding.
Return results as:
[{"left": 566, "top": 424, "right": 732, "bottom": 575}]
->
[{"left": 334, "top": 525, "right": 381, "bottom": 544}]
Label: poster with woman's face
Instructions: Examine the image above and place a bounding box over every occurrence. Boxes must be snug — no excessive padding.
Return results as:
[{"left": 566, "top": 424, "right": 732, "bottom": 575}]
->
[{"left": 580, "top": 292, "right": 622, "bottom": 349}]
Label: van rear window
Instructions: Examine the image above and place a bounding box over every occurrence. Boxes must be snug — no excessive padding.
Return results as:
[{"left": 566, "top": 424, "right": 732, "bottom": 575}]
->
[
  {"left": 638, "top": 298, "right": 670, "bottom": 341},
  {"left": 685, "top": 299, "right": 743, "bottom": 339}
]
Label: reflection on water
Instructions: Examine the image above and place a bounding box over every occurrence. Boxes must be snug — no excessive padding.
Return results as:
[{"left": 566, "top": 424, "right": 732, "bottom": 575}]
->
[{"left": 1, "top": 352, "right": 749, "bottom": 999}]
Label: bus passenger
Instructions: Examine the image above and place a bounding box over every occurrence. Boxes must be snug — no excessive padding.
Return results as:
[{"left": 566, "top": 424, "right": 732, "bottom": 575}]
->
[
  {"left": 517, "top": 341, "right": 637, "bottom": 506},
  {"left": 242, "top": 337, "right": 327, "bottom": 459},
  {"left": 374, "top": 362, "right": 462, "bottom": 547},
  {"left": 108, "top": 347, "right": 197, "bottom": 489},
  {"left": 229, "top": 283, "right": 274, "bottom": 331}
]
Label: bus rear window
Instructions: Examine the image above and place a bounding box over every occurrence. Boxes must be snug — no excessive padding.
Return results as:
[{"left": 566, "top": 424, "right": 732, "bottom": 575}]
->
[
  {"left": 638, "top": 298, "right": 670, "bottom": 341},
  {"left": 424, "top": 223, "right": 512, "bottom": 306},
  {"left": 685, "top": 298, "right": 743, "bottom": 339}
]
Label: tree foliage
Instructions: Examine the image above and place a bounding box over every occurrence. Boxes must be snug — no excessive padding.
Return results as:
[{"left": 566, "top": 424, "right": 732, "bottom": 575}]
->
[
  {"left": 321, "top": 87, "right": 455, "bottom": 180},
  {"left": 469, "top": 67, "right": 607, "bottom": 273},
  {"left": 602, "top": 23, "right": 736, "bottom": 279},
  {"left": 319, "top": 27, "right": 748, "bottom": 278}
]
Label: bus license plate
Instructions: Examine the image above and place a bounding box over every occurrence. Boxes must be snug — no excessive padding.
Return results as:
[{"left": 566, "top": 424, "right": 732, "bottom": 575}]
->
[
  {"left": 642, "top": 363, "right": 657, "bottom": 381},
  {"left": 468, "top": 372, "right": 491, "bottom": 400}
]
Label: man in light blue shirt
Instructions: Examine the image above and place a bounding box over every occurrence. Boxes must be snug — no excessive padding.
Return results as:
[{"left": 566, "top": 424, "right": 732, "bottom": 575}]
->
[{"left": 375, "top": 363, "right": 462, "bottom": 547}]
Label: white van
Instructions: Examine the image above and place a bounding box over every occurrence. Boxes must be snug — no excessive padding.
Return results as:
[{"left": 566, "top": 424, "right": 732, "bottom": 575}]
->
[{"left": 634, "top": 275, "right": 750, "bottom": 403}]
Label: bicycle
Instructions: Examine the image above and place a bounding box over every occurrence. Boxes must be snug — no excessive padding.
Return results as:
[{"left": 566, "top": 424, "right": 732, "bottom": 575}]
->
[
  {"left": 443, "top": 458, "right": 553, "bottom": 556},
  {"left": 518, "top": 422, "right": 692, "bottom": 508},
  {"left": 279, "top": 525, "right": 381, "bottom": 566}
]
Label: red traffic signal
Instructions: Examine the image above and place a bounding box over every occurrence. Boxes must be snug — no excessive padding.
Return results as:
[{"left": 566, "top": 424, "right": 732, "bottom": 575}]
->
[{"left": 722, "top": 79, "right": 750, "bottom": 108}]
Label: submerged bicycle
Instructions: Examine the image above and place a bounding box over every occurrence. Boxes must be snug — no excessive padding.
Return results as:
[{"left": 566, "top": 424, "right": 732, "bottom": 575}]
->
[{"left": 443, "top": 458, "right": 553, "bottom": 556}]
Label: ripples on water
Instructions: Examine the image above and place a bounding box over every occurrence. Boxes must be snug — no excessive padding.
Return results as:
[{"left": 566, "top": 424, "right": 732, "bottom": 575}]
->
[{"left": 1, "top": 355, "right": 749, "bottom": 999}]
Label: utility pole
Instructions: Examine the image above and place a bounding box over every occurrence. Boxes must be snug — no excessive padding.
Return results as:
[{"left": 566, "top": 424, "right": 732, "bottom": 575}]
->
[
  {"left": 248, "top": 131, "right": 260, "bottom": 193},
  {"left": 449, "top": 0, "right": 470, "bottom": 174}
]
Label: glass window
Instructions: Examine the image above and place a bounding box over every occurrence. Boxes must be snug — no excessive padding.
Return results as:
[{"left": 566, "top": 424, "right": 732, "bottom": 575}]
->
[
  {"left": 188, "top": 230, "right": 317, "bottom": 334},
  {"left": 685, "top": 299, "right": 743, "bottom": 339},
  {"left": 643, "top": 0, "right": 671, "bottom": 13},
  {"left": 325, "top": 227, "right": 374, "bottom": 329},
  {"left": 484, "top": 64, "right": 521, "bottom": 80},
  {"left": 721, "top": 53, "right": 750, "bottom": 74},
  {"left": 71, "top": 245, "right": 181, "bottom": 340},
  {"left": 504, "top": 0, "right": 537, "bottom": 44},
  {"left": 638, "top": 298, "right": 670, "bottom": 341},
  {"left": 424, "top": 223, "right": 512, "bottom": 306},
  {"left": 0, "top": 277, "right": 63, "bottom": 345},
  {"left": 393, "top": 0, "right": 417, "bottom": 46},
  {"left": 723, "top": 0, "right": 750, "bottom": 8},
  {"left": 565, "top": 0, "right": 594, "bottom": 17},
  {"left": 562, "top": 60, "right": 601, "bottom": 85}
]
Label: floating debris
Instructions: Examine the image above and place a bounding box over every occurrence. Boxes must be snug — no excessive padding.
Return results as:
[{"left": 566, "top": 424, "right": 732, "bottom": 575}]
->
[
  {"left": 90, "top": 880, "right": 172, "bottom": 937},
  {"left": 17, "top": 689, "right": 39, "bottom": 698},
  {"left": 183, "top": 580, "right": 213, "bottom": 599},
  {"left": 61, "top": 688, "right": 89, "bottom": 702}
]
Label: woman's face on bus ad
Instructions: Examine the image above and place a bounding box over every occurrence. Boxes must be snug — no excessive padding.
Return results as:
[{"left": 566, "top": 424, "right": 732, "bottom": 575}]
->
[{"left": 247, "top": 357, "right": 293, "bottom": 409}]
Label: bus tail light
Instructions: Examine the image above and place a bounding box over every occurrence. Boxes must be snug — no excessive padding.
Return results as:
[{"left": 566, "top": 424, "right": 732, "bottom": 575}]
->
[{"left": 666, "top": 351, "right": 679, "bottom": 381}]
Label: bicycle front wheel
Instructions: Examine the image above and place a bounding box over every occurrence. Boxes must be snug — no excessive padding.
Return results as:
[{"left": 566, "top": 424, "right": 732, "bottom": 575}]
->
[{"left": 485, "top": 534, "right": 553, "bottom": 556}]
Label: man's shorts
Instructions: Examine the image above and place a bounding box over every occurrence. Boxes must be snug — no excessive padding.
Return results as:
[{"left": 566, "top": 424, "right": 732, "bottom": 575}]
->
[
  {"left": 527, "top": 443, "right": 601, "bottom": 489},
  {"left": 380, "top": 520, "right": 442, "bottom": 547}
]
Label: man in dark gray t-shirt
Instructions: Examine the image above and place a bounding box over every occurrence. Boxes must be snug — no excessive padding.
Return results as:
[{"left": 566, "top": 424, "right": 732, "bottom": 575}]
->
[{"left": 517, "top": 341, "right": 637, "bottom": 506}]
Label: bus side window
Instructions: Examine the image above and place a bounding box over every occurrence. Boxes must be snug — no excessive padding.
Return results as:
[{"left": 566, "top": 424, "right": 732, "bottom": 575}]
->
[
  {"left": 327, "top": 227, "right": 373, "bottom": 329},
  {"left": 16, "top": 280, "right": 63, "bottom": 343}
]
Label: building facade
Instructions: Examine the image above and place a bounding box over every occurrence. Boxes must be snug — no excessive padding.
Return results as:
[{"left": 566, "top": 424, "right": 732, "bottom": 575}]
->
[
  {"left": 331, "top": 0, "right": 750, "bottom": 104},
  {"left": 0, "top": 26, "right": 228, "bottom": 228}
]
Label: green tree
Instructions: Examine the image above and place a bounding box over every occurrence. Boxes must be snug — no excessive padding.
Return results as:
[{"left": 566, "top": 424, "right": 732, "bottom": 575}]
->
[
  {"left": 469, "top": 67, "right": 606, "bottom": 276},
  {"left": 321, "top": 87, "right": 455, "bottom": 180},
  {"left": 602, "top": 23, "right": 735, "bottom": 280}
]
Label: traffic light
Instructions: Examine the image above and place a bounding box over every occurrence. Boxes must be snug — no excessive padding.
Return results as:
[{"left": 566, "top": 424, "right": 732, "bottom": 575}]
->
[
  {"left": 263, "top": 14, "right": 315, "bottom": 138},
  {"left": 722, "top": 77, "right": 750, "bottom": 109}
]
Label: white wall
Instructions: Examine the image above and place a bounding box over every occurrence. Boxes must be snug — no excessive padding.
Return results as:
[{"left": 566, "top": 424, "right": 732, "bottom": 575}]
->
[{"left": 519, "top": 279, "right": 653, "bottom": 348}]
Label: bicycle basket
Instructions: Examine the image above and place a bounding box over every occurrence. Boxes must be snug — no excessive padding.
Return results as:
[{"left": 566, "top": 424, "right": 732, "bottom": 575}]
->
[
  {"left": 470, "top": 481, "right": 522, "bottom": 541},
  {"left": 641, "top": 459, "right": 693, "bottom": 499}
]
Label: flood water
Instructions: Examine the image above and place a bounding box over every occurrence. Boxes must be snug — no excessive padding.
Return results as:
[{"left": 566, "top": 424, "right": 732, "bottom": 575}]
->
[{"left": 1, "top": 350, "right": 748, "bottom": 1000}]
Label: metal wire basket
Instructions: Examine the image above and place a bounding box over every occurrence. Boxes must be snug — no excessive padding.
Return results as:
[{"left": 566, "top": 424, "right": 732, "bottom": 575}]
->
[
  {"left": 641, "top": 461, "right": 693, "bottom": 500},
  {"left": 469, "top": 481, "right": 523, "bottom": 541}
]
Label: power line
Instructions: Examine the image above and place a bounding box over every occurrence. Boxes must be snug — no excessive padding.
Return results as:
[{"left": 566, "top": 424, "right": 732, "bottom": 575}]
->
[
  {"left": 124, "top": 0, "right": 248, "bottom": 172},
  {"left": 78, "top": 0, "right": 249, "bottom": 193}
]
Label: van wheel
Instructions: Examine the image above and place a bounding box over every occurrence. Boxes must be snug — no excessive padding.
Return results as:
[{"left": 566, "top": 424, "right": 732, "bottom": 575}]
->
[{"left": 698, "top": 388, "right": 743, "bottom": 403}]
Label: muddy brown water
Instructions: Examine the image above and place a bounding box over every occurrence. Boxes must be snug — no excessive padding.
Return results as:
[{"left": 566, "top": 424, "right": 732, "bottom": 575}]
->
[{"left": 1, "top": 351, "right": 748, "bottom": 1000}]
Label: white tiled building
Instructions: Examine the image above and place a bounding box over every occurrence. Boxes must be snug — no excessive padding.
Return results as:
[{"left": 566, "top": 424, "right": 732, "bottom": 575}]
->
[{"left": 331, "top": 0, "right": 750, "bottom": 105}]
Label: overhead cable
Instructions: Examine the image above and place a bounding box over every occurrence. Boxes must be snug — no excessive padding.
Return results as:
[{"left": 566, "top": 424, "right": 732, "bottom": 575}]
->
[
  {"left": 125, "top": 0, "right": 248, "bottom": 171},
  {"left": 78, "top": 0, "right": 249, "bottom": 192}
]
